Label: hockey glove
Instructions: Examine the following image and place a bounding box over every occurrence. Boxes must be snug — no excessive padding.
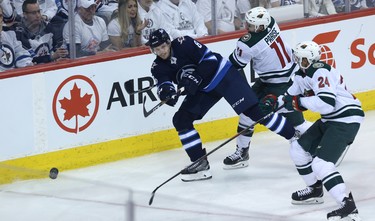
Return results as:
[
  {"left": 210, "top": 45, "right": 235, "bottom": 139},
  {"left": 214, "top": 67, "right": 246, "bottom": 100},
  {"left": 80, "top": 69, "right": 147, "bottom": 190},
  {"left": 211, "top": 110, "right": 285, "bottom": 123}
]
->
[
  {"left": 157, "top": 83, "right": 178, "bottom": 107},
  {"left": 178, "top": 71, "right": 202, "bottom": 95},
  {"left": 259, "top": 94, "right": 278, "bottom": 114},
  {"left": 283, "top": 95, "right": 307, "bottom": 111}
]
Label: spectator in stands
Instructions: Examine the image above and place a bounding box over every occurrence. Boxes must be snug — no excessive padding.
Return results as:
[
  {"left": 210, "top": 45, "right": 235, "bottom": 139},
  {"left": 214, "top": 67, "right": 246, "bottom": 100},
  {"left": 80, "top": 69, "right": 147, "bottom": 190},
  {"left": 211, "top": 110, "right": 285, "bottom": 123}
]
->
[
  {"left": 157, "top": 0, "right": 208, "bottom": 39},
  {"left": 137, "top": 0, "right": 174, "bottom": 44},
  {"left": 14, "top": 0, "right": 68, "bottom": 63},
  {"left": 55, "top": 0, "right": 77, "bottom": 23},
  {"left": 308, "top": 0, "right": 337, "bottom": 17},
  {"left": 235, "top": 0, "right": 251, "bottom": 30},
  {"left": 63, "top": 0, "right": 114, "bottom": 57},
  {"left": 367, "top": 0, "right": 375, "bottom": 7},
  {"left": 0, "top": 6, "right": 33, "bottom": 71},
  {"left": 96, "top": 0, "right": 118, "bottom": 24},
  {"left": 13, "top": 0, "right": 58, "bottom": 23},
  {"left": 1, "top": 0, "right": 17, "bottom": 24},
  {"left": 332, "top": 0, "right": 368, "bottom": 12},
  {"left": 107, "top": 0, "right": 146, "bottom": 50},
  {"left": 195, "top": 0, "right": 239, "bottom": 35}
]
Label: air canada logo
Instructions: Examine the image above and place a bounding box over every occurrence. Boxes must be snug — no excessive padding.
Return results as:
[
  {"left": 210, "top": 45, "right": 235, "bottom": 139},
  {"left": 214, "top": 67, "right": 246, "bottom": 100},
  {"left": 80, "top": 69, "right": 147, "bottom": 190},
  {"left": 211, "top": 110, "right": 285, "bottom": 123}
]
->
[
  {"left": 52, "top": 75, "right": 99, "bottom": 133},
  {"left": 313, "top": 30, "right": 340, "bottom": 68}
]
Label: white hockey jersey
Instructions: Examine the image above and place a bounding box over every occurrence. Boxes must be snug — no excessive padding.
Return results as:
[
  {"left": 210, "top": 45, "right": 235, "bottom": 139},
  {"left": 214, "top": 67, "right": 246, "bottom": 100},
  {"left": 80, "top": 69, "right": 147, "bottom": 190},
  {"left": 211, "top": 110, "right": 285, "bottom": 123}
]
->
[
  {"left": 156, "top": 0, "right": 208, "bottom": 39},
  {"left": 63, "top": 13, "right": 109, "bottom": 55},
  {"left": 287, "top": 62, "right": 364, "bottom": 124},
  {"left": 0, "top": 30, "right": 33, "bottom": 72},
  {"left": 138, "top": 3, "right": 175, "bottom": 44},
  {"left": 229, "top": 17, "right": 296, "bottom": 84}
]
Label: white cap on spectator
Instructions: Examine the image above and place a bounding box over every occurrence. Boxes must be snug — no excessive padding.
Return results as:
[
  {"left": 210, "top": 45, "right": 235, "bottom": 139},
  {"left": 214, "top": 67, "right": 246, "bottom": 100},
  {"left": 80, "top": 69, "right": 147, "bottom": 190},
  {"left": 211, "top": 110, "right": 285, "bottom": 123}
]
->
[{"left": 78, "top": 0, "right": 97, "bottom": 8}]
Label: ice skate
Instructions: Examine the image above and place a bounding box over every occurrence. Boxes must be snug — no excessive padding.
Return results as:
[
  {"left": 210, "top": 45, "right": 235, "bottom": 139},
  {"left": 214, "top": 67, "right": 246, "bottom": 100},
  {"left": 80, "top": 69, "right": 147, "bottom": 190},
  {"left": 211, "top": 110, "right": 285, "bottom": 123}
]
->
[
  {"left": 291, "top": 180, "right": 324, "bottom": 205},
  {"left": 181, "top": 158, "right": 212, "bottom": 182},
  {"left": 223, "top": 146, "right": 249, "bottom": 169},
  {"left": 327, "top": 192, "right": 361, "bottom": 221}
]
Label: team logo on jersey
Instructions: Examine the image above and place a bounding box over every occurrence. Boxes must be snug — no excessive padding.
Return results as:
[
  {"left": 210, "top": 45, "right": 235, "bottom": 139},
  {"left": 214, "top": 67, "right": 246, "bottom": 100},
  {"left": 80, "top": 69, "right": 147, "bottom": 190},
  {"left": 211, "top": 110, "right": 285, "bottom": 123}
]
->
[
  {"left": 313, "top": 31, "right": 340, "bottom": 68},
  {"left": 0, "top": 45, "right": 15, "bottom": 68},
  {"left": 312, "top": 63, "right": 324, "bottom": 69},
  {"left": 176, "top": 64, "right": 197, "bottom": 83},
  {"left": 147, "top": 18, "right": 153, "bottom": 28},
  {"left": 241, "top": 34, "right": 251, "bottom": 42}
]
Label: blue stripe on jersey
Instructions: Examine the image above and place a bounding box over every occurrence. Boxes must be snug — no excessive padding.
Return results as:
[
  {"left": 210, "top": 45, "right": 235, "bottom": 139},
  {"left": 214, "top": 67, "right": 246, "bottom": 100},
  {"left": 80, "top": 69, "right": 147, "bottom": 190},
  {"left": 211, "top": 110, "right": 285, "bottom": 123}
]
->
[
  {"left": 179, "top": 129, "right": 202, "bottom": 150},
  {"left": 202, "top": 59, "right": 232, "bottom": 92},
  {"left": 15, "top": 54, "right": 32, "bottom": 63},
  {"left": 199, "top": 48, "right": 217, "bottom": 63}
]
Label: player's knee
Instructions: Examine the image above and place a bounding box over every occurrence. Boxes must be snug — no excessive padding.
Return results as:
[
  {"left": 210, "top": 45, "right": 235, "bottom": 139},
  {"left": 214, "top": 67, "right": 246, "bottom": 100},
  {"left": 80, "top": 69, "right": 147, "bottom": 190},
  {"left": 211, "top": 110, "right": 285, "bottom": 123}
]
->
[
  {"left": 311, "top": 157, "right": 336, "bottom": 180},
  {"left": 242, "top": 105, "right": 263, "bottom": 122},
  {"left": 289, "top": 141, "right": 312, "bottom": 165},
  {"left": 173, "top": 110, "right": 196, "bottom": 131},
  {"left": 295, "top": 121, "right": 313, "bottom": 135}
]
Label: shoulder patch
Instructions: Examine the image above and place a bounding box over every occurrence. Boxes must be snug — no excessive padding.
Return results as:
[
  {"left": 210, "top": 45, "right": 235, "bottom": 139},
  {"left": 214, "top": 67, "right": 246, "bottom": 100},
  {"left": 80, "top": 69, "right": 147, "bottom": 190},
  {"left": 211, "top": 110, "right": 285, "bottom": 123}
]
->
[
  {"left": 241, "top": 34, "right": 251, "bottom": 42},
  {"left": 312, "top": 63, "right": 324, "bottom": 68}
]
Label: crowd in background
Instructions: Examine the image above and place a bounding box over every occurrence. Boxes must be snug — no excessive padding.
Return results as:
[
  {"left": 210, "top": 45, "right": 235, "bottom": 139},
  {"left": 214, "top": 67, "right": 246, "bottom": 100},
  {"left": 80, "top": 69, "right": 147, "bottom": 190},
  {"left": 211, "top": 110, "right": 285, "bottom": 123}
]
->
[{"left": 0, "top": 0, "right": 373, "bottom": 71}]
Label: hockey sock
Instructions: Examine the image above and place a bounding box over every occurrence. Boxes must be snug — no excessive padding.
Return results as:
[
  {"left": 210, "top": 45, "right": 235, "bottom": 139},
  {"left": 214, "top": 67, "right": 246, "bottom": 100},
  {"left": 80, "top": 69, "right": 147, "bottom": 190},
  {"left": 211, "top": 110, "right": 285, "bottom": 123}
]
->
[{"left": 178, "top": 129, "right": 205, "bottom": 162}]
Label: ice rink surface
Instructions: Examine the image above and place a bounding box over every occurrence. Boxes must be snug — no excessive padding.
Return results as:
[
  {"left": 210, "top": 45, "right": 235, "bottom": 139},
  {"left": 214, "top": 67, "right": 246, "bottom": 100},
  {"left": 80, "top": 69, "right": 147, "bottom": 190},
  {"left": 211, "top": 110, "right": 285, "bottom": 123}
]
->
[{"left": 1, "top": 111, "right": 374, "bottom": 221}]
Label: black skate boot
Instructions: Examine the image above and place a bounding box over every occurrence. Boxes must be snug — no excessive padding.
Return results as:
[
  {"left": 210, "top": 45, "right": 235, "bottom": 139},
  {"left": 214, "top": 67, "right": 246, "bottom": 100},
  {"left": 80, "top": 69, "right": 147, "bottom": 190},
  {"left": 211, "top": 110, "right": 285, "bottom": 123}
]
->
[
  {"left": 327, "top": 192, "right": 361, "bottom": 221},
  {"left": 223, "top": 146, "right": 249, "bottom": 169},
  {"left": 181, "top": 158, "right": 212, "bottom": 182},
  {"left": 291, "top": 180, "right": 324, "bottom": 205}
]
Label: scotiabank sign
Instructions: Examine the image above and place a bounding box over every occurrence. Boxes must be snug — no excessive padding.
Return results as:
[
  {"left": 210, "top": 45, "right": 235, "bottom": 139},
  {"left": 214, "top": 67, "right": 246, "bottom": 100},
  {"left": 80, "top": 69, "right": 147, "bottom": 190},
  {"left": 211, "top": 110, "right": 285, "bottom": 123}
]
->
[{"left": 351, "top": 38, "right": 375, "bottom": 69}]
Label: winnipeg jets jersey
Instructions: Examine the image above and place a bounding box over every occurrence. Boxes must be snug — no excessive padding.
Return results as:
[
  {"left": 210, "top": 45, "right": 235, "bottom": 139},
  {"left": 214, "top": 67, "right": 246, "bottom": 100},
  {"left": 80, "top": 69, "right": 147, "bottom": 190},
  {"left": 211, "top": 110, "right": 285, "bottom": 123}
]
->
[
  {"left": 0, "top": 30, "right": 33, "bottom": 71},
  {"left": 287, "top": 62, "right": 364, "bottom": 124},
  {"left": 156, "top": 0, "right": 208, "bottom": 39},
  {"left": 63, "top": 13, "right": 108, "bottom": 55},
  {"left": 15, "top": 21, "right": 60, "bottom": 64},
  {"left": 151, "top": 36, "right": 231, "bottom": 93},
  {"left": 229, "top": 17, "right": 296, "bottom": 84},
  {"left": 138, "top": 3, "right": 175, "bottom": 44}
]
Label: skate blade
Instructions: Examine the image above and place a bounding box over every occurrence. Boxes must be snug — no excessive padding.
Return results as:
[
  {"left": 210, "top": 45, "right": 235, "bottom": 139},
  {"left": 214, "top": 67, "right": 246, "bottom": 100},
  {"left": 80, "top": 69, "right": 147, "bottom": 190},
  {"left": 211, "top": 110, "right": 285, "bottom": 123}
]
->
[
  {"left": 223, "top": 161, "right": 249, "bottom": 170},
  {"left": 327, "top": 213, "right": 361, "bottom": 221},
  {"left": 181, "top": 170, "right": 212, "bottom": 182},
  {"left": 291, "top": 197, "right": 324, "bottom": 205}
]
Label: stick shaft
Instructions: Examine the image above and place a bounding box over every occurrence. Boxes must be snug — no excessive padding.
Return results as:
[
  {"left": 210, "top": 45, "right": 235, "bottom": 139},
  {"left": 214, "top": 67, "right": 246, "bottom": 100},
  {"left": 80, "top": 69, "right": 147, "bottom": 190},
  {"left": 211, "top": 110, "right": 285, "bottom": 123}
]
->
[
  {"left": 143, "top": 88, "right": 184, "bottom": 118},
  {"left": 124, "top": 80, "right": 156, "bottom": 95},
  {"left": 148, "top": 106, "right": 285, "bottom": 205}
]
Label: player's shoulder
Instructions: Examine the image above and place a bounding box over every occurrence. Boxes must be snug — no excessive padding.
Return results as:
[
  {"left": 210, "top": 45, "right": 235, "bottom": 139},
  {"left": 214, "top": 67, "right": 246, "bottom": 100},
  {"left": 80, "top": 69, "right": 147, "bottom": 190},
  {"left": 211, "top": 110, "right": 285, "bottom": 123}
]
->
[{"left": 306, "top": 61, "right": 332, "bottom": 78}]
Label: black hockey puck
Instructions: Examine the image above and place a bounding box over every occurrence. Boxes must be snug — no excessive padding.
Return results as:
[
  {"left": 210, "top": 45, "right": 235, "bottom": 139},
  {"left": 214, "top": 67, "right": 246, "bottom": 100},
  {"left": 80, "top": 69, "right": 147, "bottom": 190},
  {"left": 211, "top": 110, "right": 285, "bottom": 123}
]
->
[{"left": 49, "top": 168, "right": 59, "bottom": 179}]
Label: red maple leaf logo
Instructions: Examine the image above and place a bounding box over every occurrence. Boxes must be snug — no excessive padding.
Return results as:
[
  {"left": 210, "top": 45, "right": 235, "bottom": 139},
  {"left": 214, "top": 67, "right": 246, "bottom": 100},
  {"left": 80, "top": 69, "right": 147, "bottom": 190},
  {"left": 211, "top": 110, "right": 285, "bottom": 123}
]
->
[{"left": 59, "top": 83, "right": 92, "bottom": 133}]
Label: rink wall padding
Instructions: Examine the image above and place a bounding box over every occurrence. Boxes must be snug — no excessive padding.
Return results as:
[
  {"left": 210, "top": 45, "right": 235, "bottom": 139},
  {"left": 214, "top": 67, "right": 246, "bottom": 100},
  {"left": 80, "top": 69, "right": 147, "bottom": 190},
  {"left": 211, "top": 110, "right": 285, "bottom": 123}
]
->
[{"left": 0, "top": 90, "right": 373, "bottom": 185}]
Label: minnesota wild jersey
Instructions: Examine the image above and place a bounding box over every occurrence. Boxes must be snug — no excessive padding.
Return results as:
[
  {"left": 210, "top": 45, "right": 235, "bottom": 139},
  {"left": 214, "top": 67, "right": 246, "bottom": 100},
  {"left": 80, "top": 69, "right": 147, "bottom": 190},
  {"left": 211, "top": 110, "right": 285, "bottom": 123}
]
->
[
  {"left": 287, "top": 61, "right": 364, "bottom": 124},
  {"left": 229, "top": 17, "right": 296, "bottom": 84}
]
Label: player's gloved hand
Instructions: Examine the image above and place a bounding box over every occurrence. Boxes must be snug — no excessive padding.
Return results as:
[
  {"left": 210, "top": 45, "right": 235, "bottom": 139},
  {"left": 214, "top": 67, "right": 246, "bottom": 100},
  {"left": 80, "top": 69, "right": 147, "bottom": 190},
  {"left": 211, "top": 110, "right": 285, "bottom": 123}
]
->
[
  {"left": 178, "top": 71, "right": 202, "bottom": 95},
  {"left": 259, "top": 94, "right": 278, "bottom": 114},
  {"left": 157, "top": 83, "right": 178, "bottom": 107},
  {"left": 283, "top": 95, "right": 306, "bottom": 111}
]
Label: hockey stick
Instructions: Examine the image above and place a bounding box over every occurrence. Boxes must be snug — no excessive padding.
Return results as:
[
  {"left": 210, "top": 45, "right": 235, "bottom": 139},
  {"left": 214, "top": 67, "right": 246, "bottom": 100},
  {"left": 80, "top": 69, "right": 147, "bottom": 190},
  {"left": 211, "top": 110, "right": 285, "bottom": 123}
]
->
[
  {"left": 335, "top": 145, "right": 350, "bottom": 167},
  {"left": 124, "top": 80, "right": 157, "bottom": 95},
  {"left": 148, "top": 105, "right": 285, "bottom": 205},
  {"left": 143, "top": 87, "right": 185, "bottom": 118}
]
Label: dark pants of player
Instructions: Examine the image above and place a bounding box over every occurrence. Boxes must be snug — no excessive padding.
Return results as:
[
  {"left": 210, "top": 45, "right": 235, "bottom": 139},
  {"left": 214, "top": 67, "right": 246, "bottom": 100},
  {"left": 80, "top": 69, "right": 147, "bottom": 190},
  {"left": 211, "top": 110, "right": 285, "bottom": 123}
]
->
[
  {"left": 173, "top": 66, "right": 295, "bottom": 161},
  {"left": 298, "top": 120, "right": 361, "bottom": 164}
]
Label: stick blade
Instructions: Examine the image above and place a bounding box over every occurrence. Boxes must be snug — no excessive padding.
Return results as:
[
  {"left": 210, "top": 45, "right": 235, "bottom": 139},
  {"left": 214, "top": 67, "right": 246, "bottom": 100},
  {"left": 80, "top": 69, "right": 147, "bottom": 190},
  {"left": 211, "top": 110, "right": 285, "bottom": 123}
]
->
[{"left": 148, "top": 192, "right": 155, "bottom": 205}]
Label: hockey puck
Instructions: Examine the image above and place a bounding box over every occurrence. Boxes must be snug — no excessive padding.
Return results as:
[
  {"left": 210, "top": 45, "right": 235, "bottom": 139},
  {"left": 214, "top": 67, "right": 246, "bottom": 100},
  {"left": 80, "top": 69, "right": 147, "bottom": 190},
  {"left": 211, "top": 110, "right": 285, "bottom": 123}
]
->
[{"left": 49, "top": 168, "right": 59, "bottom": 179}]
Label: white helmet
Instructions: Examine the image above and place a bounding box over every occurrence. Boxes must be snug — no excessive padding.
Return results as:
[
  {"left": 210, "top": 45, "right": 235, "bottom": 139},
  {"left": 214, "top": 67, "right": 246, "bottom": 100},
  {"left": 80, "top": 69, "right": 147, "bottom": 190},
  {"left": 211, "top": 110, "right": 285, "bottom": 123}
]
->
[
  {"left": 293, "top": 41, "right": 321, "bottom": 69},
  {"left": 245, "top": 7, "right": 271, "bottom": 31}
]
